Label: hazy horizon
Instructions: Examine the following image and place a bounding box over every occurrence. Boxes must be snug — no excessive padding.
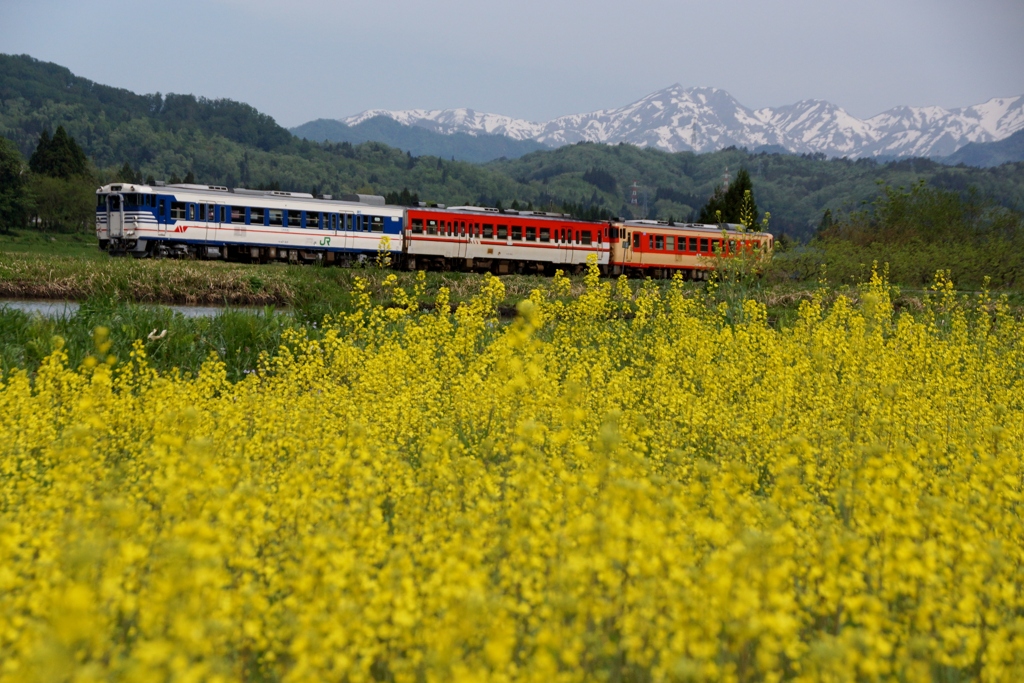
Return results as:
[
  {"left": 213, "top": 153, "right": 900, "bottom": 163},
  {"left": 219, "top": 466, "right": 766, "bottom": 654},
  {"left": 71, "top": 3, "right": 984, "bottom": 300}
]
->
[{"left": 1, "top": 0, "right": 1022, "bottom": 129}]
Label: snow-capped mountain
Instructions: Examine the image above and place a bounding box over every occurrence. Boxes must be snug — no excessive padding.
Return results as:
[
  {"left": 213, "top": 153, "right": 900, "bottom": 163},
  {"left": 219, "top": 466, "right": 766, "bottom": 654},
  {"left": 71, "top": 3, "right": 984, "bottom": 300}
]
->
[{"left": 341, "top": 86, "right": 1024, "bottom": 159}]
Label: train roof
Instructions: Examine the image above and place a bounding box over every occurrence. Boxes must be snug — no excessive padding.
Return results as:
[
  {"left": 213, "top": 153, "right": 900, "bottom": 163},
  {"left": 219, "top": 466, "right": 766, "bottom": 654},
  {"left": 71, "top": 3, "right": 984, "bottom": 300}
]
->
[
  {"left": 616, "top": 219, "right": 772, "bottom": 237},
  {"left": 96, "top": 183, "right": 396, "bottom": 211},
  {"left": 411, "top": 204, "right": 607, "bottom": 224}
]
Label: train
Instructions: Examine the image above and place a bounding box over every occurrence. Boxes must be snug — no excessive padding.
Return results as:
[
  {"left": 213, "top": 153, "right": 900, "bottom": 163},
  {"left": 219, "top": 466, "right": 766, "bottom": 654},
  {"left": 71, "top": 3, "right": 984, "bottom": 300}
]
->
[{"left": 95, "top": 182, "right": 772, "bottom": 278}]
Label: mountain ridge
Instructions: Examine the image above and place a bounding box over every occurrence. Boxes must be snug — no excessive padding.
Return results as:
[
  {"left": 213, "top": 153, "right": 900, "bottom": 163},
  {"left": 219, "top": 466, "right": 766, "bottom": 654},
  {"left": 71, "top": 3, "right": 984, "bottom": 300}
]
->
[
  {"left": 290, "top": 116, "right": 550, "bottom": 163},
  {"left": 337, "top": 86, "right": 1024, "bottom": 161}
]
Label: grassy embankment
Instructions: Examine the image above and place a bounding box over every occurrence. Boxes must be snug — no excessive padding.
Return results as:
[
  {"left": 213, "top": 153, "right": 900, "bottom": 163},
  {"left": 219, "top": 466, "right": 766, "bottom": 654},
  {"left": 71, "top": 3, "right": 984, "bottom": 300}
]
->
[{"left": 3, "top": 219, "right": 1022, "bottom": 380}]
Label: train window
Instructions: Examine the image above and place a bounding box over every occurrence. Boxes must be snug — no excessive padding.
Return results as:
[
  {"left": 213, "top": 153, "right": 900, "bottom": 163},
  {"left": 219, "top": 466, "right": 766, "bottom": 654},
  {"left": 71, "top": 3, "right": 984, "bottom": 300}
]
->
[
  {"left": 666, "top": 236, "right": 674, "bottom": 251},
  {"left": 426, "top": 219, "right": 437, "bottom": 235},
  {"left": 286, "top": 211, "right": 300, "bottom": 227},
  {"left": 187, "top": 203, "right": 196, "bottom": 220},
  {"left": 512, "top": 225, "right": 522, "bottom": 240},
  {"left": 539, "top": 228, "right": 550, "bottom": 242},
  {"left": 159, "top": 198, "right": 168, "bottom": 218},
  {"left": 371, "top": 216, "right": 384, "bottom": 232},
  {"left": 460, "top": 222, "right": 466, "bottom": 236},
  {"left": 655, "top": 235, "right": 664, "bottom": 250},
  {"left": 307, "top": 212, "right": 320, "bottom": 229},
  {"left": 525, "top": 226, "right": 536, "bottom": 242},
  {"left": 580, "top": 230, "right": 592, "bottom": 245},
  {"left": 648, "top": 235, "right": 654, "bottom": 249},
  {"left": 230, "top": 206, "right": 244, "bottom": 224},
  {"left": 170, "top": 202, "right": 186, "bottom": 220},
  {"left": 699, "top": 238, "right": 708, "bottom": 253},
  {"left": 633, "top": 233, "right": 640, "bottom": 249},
  {"left": 483, "top": 224, "right": 493, "bottom": 238},
  {"left": 729, "top": 240, "right": 736, "bottom": 253},
  {"left": 412, "top": 218, "right": 424, "bottom": 234},
  {"left": 269, "top": 209, "right": 283, "bottom": 226},
  {"left": 220, "top": 206, "right": 228, "bottom": 223},
  {"left": 250, "top": 207, "right": 265, "bottom": 225},
  {"left": 689, "top": 237, "right": 697, "bottom": 252},
  {"left": 208, "top": 204, "right": 216, "bottom": 221},
  {"left": 497, "top": 225, "right": 507, "bottom": 239}
]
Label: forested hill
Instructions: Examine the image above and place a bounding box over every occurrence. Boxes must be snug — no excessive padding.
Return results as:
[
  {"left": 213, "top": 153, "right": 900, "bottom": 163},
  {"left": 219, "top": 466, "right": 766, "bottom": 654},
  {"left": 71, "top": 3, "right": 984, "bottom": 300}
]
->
[
  {"left": 290, "top": 117, "right": 550, "bottom": 163},
  {"left": 2, "top": 53, "right": 1023, "bottom": 240}
]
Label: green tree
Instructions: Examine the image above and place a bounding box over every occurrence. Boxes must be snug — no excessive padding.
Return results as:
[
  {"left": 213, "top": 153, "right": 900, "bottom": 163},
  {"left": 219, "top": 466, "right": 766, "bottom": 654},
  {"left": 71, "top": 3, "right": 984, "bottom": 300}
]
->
[
  {"left": 0, "top": 137, "right": 30, "bottom": 232},
  {"left": 697, "top": 184, "right": 727, "bottom": 224},
  {"left": 26, "top": 175, "right": 96, "bottom": 233},
  {"left": 117, "top": 162, "right": 142, "bottom": 183},
  {"left": 698, "top": 168, "right": 759, "bottom": 226},
  {"left": 29, "top": 126, "right": 88, "bottom": 179}
]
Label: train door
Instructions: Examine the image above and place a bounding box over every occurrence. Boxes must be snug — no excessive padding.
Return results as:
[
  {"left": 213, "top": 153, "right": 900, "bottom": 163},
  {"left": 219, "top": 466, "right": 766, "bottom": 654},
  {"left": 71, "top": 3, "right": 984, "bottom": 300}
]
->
[
  {"left": 194, "top": 203, "right": 205, "bottom": 243},
  {"left": 107, "top": 194, "right": 124, "bottom": 239},
  {"left": 456, "top": 220, "right": 468, "bottom": 260},
  {"left": 157, "top": 197, "right": 168, "bottom": 236},
  {"left": 351, "top": 212, "right": 361, "bottom": 253},
  {"left": 210, "top": 203, "right": 222, "bottom": 251},
  {"left": 562, "top": 226, "right": 574, "bottom": 265}
]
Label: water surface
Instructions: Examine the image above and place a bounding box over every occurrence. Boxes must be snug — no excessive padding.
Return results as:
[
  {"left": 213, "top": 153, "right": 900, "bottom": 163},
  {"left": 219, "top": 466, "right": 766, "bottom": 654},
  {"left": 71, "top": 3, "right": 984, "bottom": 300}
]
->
[{"left": 0, "top": 299, "right": 268, "bottom": 318}]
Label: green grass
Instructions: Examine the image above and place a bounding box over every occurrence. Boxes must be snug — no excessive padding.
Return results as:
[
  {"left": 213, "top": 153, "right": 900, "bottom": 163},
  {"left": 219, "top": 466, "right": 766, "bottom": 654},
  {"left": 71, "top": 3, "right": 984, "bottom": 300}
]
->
[
  {"left": 0, "top": 297, "right": 297, "bottom": 382},
  {"left": 0, "top": 229, "right": 105, "bottom": 259}
]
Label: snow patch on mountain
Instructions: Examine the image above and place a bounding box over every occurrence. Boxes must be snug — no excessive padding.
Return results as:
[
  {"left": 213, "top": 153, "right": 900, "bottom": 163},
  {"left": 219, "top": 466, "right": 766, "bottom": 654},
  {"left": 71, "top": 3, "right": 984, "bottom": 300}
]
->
[{"left": 340, "top": 88, "right": 1024, "bottom": 159}]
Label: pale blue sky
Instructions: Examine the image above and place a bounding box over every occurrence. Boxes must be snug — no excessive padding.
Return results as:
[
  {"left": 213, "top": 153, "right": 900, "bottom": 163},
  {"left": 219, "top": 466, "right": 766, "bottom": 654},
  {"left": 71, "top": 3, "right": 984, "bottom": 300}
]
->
[{"left": 1, "top": 0, "right": 1022, "bottom": 127}]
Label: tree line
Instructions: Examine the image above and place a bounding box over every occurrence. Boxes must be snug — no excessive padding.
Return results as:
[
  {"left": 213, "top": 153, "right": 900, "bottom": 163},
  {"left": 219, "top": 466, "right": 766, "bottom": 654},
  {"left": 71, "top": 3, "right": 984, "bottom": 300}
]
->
[{"left": 0, "top": 126, "right": 99, "bottom": 233}]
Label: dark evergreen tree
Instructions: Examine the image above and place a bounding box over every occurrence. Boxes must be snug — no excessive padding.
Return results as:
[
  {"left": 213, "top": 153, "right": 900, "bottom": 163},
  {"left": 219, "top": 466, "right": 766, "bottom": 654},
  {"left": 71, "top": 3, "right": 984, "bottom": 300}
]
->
[
  {"left": 697, "top": 167, "right": 759, "bottom": 226},
  {"left": 818, "top": 208, "right": 834, "bottom": 233},
  {"left": 725, "top": 168, "right": 758, "bottom": 226},
  {"left": 29, "top": 126, "right": 88, "bottom": 179},
  {"left": 582, "top": 167, "right": 617, "bottom": 193},
  {"left": 697, "top": 184, "right": 728, "bottom": 223},
  {"left": 117, "top": 162, "right": 141, "bottom": 183},
  {"left": 183, "top": 170, "right": 196, "bottom": 184},
  {"left": 0, "top": 137, "right": 30, "bottom": 231}
]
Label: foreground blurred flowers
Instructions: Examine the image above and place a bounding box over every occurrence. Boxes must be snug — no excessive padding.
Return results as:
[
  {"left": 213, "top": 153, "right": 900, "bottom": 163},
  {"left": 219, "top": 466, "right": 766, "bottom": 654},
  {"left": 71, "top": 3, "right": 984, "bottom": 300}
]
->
[{"left": 0, "top": 265, "right": 1021, "bottom": 682}]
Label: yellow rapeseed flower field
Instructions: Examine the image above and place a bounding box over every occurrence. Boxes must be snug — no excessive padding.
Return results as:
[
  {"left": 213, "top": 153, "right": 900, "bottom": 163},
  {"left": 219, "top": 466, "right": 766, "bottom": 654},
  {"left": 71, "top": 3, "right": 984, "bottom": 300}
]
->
[{"left": 1, "top": 263, "right": 1022, "bottom": 682}]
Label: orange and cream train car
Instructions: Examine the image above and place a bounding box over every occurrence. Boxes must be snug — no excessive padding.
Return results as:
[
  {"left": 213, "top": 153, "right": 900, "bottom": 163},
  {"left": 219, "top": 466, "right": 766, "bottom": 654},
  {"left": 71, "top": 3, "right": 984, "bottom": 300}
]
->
[{"left": 608, "top": 220, "right": 773, "bottom": 279}]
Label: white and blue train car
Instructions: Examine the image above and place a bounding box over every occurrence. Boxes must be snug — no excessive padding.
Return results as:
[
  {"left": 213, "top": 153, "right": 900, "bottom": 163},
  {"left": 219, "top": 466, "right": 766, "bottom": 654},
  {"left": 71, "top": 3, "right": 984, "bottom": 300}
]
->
[{"left": 96, "top": 183, "right": 404, "bottom": 264}]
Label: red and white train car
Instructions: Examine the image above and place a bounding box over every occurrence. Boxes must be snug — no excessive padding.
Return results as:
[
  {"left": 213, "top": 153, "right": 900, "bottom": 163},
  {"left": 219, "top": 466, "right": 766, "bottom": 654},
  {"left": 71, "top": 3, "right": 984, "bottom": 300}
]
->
[{"left": 404, "top": 206, "right": 610, "bottom": 274}]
